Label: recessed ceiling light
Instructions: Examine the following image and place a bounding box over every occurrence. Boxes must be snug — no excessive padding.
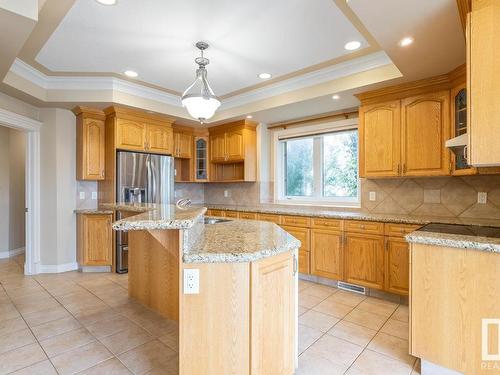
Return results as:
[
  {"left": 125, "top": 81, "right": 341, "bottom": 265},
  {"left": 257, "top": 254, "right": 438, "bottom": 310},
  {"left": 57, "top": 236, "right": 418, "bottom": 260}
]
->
[
  {"left": 246, "top": 115, "right": 253, "bottom": 119},
  {"left": 258, "top": 73, "right": 272, "bottom": 79},
  {"left": 332, "top": 94, "right": 340, "bottom": 100},
  {"left": 124, "top": 70, "right": 138, "bottom": 78},
  {"left": 95, "top": 0, "right": 117, "bottom": 5},
  {"left": 399, "top": 37, "right": 414, "bottom": 47},
  {"left": 344, "top": 41, "right": 361, "bottom": 51}
]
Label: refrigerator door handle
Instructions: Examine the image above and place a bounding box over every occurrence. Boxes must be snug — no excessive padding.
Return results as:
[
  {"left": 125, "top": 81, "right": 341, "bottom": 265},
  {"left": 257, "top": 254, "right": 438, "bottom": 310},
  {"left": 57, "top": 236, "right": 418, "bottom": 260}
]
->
[{"left": 146, "top": 155, "right": 152, "bottom": 203}]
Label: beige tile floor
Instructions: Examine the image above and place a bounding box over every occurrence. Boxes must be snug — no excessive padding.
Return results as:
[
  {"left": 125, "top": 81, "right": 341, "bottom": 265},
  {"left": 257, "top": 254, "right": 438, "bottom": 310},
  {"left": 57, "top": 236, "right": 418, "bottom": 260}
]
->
[{"left": 0, "top": 255, "right": 420, "bottom": 375}]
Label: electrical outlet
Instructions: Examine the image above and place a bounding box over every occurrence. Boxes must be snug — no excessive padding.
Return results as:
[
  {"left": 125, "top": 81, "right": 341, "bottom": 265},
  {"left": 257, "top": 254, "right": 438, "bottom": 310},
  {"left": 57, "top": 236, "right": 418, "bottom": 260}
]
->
[
  {"left": 183, "top": 269, "right": 200, "bottom": 294},
  {"left": 369, "top": 192, "right": 376, "bottom": 201},
  {"left": 175, "top": 190, "right": 181, "bottom": 198},
  {"left": 478, "top": 192, "right": 487, "bottom": 204},
  {"left": 91, "top": 191, "right": 98, "bottom": 200},
  {"left": 224, "top": 189, "right": 230, "bottom": 198},
  {"left": 79, "top": 192, "right": 85, "bottom": 200}
]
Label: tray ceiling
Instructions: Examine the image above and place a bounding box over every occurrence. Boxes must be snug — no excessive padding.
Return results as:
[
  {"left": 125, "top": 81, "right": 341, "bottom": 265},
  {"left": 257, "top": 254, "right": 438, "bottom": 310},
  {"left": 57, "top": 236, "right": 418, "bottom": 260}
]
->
[{"left": 34, "top": 0, "right": 369, "bottom": 96}]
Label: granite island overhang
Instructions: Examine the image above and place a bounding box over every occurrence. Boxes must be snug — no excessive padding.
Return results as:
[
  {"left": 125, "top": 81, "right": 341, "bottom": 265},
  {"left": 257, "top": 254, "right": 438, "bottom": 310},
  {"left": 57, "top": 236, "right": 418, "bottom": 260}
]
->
[{"left": 107, "top": 202, "right": 301, "bottom": 375}]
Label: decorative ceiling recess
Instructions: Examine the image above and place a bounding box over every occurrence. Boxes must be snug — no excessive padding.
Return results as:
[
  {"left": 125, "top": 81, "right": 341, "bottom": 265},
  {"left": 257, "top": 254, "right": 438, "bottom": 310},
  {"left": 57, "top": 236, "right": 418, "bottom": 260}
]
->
[{"left": 34, "top": 0, "right": 370, "bottom": 96}]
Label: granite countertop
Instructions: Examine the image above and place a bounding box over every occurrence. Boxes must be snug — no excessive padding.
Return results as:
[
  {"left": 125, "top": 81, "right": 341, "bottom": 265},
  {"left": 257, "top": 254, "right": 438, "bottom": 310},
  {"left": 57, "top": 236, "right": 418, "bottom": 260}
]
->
[
  {"left": 74, "top": 208, "right": 114, "bottom": 215},
  {"left": 183, "top": 218, "right": 301, "bottom": 263},
  {"left": 206, "top": 204, "right": 500, "bottom": 227},
  {"left": 406, "top": 223, "right": 500, "bottom": 253},
  {"left": 77, "top": 203, "right": 206, "bottom": 230}
]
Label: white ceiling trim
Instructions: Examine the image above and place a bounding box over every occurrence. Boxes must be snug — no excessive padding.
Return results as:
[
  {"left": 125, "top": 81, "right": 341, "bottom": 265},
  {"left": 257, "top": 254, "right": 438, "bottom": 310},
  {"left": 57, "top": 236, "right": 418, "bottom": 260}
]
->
[
  {"left": 0, "top": 107, "right": 42, "bottom": 131},
  {"left": 220, "top": 51, "right": 392, "bottom": 110}
]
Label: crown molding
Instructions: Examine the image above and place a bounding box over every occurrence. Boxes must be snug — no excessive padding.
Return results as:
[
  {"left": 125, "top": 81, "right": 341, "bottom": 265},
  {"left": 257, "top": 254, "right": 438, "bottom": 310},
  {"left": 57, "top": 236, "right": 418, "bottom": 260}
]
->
[{"left": 0, "top": 107, "right": 42, "bottom": 131}]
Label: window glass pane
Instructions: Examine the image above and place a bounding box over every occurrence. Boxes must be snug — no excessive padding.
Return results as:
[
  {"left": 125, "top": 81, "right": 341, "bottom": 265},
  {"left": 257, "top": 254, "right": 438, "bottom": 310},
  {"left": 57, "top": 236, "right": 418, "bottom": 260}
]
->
[
  {"left": 323, "top": 130, "right": 358, "bottom": 198},
  {"left": 285, "top": 138, "right": 313, "bottom": 197}
]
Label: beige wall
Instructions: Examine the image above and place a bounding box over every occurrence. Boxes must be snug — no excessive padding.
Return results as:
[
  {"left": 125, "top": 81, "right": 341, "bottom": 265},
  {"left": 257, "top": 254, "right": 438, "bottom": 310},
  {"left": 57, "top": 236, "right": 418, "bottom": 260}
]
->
[{"left": 0, "top": 125, "right": 26, "bottom": 254}]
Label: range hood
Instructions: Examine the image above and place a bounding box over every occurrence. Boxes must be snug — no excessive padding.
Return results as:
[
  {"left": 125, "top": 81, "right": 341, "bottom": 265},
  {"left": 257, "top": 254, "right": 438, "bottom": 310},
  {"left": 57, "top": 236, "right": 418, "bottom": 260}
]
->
[{"left": 445, "top": 133, "right": 468, "bottom": 154}]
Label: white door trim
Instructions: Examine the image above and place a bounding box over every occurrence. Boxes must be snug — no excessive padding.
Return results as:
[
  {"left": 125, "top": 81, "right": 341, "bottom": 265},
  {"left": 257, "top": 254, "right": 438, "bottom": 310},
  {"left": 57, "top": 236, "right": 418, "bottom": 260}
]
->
[{"left": 0, "top": 107, "right": 42, "bottom": 275}]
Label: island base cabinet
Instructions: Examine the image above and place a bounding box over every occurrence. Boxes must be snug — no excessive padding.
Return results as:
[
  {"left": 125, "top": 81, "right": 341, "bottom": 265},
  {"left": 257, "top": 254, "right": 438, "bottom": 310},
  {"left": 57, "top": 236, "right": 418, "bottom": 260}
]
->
[{"left": 180, "top": 251, "right": 297, "bottom": 375}]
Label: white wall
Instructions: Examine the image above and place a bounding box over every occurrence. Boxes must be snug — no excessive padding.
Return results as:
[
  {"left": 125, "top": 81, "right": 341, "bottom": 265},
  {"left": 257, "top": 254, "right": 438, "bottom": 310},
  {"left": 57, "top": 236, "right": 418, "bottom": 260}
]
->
[
  {"left": 39, "top": 108, "right": 77, "bottom": 267},
  {"left": 0, "top": 126, "right": 10, "bottom": 252}
]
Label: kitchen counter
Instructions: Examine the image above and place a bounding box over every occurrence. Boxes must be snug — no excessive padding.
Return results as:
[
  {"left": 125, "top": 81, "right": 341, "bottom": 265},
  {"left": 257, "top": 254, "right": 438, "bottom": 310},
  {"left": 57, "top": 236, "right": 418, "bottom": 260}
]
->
[
  {"left": 206, "top": 203, "right": 500, "bottom": 227},
  {"left": 406, "top": 223, "right": 500, "bottom": 253}
]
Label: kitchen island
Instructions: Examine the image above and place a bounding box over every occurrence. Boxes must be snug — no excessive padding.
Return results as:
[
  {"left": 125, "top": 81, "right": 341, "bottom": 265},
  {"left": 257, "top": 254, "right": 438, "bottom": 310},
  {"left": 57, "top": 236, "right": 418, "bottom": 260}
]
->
[{"left": 108, "top": 203, "right": 300, "bottom": 375}]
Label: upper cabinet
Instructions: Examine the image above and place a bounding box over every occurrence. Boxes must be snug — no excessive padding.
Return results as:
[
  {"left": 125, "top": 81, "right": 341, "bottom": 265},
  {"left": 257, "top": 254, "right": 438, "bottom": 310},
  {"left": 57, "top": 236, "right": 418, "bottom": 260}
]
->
[
  {"left": 173, "top": 130, "right": 193, "bottom": 159},
  {"left": 401, "top": 91, "right": 450, "bottom": 176},
  {"left": 208, "top": 120, "right": 257, "bottom": 182},
  {"left": 74, "top": 107, "right": 106, "bottom": 181},
  {"left": 108, "top": 107, "right": 174, "bottom": 155},
  {"left": 359, "top": 101, "right": 401, "bottom": 177},
  {"left": 467, "top": 0, "right": 500, "bottom": 166}
]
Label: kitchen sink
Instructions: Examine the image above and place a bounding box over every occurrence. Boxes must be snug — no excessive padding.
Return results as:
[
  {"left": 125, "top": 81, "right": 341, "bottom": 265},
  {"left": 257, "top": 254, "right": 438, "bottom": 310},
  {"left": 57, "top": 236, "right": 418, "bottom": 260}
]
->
[{"left": 204, "top": 217, "right": 232, "bottom": 225}]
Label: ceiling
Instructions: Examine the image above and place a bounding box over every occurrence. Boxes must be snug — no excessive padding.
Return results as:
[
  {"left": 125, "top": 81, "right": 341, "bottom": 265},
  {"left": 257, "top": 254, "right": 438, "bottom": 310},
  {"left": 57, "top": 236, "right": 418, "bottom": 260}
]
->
[
  {"left": 35, "top": 0, "right": 369, "bottom": 96},
  {"left": 0, "top": 0, "right": 466, "bottom": 125}
]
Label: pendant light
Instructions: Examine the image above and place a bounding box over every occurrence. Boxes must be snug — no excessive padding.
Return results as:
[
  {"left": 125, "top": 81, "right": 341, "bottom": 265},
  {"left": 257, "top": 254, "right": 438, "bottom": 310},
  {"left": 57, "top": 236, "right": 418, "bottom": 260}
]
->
[{"left": 181, "top": 42, "right": 221, "bottom": 123}]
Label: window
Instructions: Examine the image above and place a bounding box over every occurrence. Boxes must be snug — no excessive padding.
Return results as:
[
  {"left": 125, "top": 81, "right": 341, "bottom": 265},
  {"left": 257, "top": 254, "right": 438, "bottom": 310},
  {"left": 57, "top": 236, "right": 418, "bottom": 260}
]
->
[{"left": 276, "top": 127, "right": 359, "bottom": 206}]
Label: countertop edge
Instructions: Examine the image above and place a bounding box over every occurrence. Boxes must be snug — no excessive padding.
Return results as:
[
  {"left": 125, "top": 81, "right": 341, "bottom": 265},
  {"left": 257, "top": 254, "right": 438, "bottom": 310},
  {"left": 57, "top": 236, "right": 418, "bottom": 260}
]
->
[{"left": 406, "top": 232, "right": 500, "bottom": 253}]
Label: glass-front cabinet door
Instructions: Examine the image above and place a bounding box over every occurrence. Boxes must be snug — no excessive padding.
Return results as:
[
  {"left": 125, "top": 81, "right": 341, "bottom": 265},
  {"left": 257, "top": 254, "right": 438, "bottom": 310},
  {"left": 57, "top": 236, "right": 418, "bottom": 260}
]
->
[
  {"left": 195, "top": 137, "right": 209, "bottom": 181},
  {"left": 451, "top": 84, "right": 474, "bottom": 175}
]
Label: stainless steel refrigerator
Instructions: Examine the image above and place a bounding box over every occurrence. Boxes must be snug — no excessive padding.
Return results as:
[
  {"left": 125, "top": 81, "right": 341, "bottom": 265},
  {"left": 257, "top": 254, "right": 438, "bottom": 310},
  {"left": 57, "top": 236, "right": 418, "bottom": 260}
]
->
[{"left": 115, "top": 151, "right": 174, "bottom": 273}]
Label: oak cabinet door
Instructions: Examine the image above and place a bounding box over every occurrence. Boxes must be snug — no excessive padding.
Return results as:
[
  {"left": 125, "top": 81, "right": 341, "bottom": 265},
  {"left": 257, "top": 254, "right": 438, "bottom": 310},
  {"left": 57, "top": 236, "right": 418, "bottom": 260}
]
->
[
  {"left": 79, "top": 214, "right": 112, "bottom": 266},
  {"left": 281, "top": 225, "right": 310, "bottom": 274},
  {"left": 78, "top": 118, "right": 105, "bottom": 180},
  {"left": 251, "top": 252, "right": 295, "bottom": 375},
  {"left": 176, "top": 132, "right": 192, "bottom": 158},
  {"left": 225, "top": 130, "right": 244, "bottom": 161},
  {"left": 401, "top": 91, "right": 451, "bottom": 176},
  {"left": 359, "top": 101, "right": 401, "bottom": 177},
  {"left": 385, "top": 238, "right": 410, "bottom": 295},
  {"left": 146, "top": 124, "right": 173, "bottom": 154},
  {"left": 345, "top": 233, "right": 384, "bottom": 290},
  {"left": 311, "top": 229, "right": 343, "bottom": 280},
  {"left": 210, "top": 134, "right": 226, "bottom": 162},
  {"left": 116, "top": 119, "right": 146, "bottom": 151}
]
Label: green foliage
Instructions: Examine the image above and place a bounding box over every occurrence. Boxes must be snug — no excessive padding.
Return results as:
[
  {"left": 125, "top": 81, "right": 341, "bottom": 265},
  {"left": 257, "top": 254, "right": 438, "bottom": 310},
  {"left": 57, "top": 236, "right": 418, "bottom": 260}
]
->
[{"left": 285, "top": 139, "right": 313, "bottom": 196}]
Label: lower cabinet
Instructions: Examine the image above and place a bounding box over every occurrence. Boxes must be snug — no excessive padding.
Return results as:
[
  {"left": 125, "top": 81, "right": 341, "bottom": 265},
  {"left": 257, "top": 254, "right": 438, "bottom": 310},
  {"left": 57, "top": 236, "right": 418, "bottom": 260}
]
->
[
  {"left": 251, "top": 252, "right": 296, "bottom": 375},
  {"left": 385, "top": 237, "right": 410, "bottom": 295},
  {"left": 311, "top": 229, "right": 343, "bottom": 280},
  {"left": 77, "top": 213, "right": 113, "bottom": 267},
  {"left": 281, "top": 225, "right": 310, "bottom": 274},
  {"left": 344, "top": 233, "right": 385, "bottom": 290}
]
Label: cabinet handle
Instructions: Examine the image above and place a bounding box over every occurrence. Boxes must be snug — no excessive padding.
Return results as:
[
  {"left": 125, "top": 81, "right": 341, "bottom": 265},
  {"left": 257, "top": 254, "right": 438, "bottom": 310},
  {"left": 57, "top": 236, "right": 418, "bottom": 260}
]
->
[
  {"left": 403, "top": 164, "right": 407, "bottom": 174},
  {"left": 293, "top": 254, "right": 298, "bottom": 276},
  {"left": 101, "top": 170, "right": 104, "bottom": 177},
  {"left": 397, "top": 164, "right": 401, "bottom": 175}
]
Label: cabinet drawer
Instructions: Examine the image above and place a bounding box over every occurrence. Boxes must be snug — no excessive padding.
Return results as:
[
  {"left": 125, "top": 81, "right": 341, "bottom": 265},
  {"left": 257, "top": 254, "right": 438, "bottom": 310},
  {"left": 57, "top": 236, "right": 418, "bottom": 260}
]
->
[
  {"left": 311, "top": 218, "right": 343, "bottom": 230},
  {"left": 257, "top": 213, "right": 282, "bottom": 224},
  {"left": 238, "top": 212, "right": 257, "bottom": 220},
  {"left": 345, "top": 220, "right": 384, "bottom": 235},
  {"left": 281, "top": 215, "right": 311, "bottom": 228},
  {"left": 207, "top": 209, "right": 225, "bottom": 217},
  {"left": 280, "top": 226, "right": 310, "bottom": 252},
  {"left": 224, "top": 211, "right": 239, "bottom": 219},
  {"left": 384, "top": 223, "right": 422, "bottom": 237}
]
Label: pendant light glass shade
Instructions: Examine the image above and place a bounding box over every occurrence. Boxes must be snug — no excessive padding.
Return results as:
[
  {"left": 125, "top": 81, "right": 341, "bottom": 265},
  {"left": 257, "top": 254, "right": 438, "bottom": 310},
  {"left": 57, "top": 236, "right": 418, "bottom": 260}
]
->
[
  {"left": 181, "top": 42, "right": 221, "bottom": 122},
  {"left": 181, "top": 67, "right": 221, "bottom": 122}
]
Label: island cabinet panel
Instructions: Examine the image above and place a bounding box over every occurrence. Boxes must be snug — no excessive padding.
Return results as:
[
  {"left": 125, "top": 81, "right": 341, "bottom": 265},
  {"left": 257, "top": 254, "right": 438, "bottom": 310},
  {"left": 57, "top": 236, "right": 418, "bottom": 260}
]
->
[
  {"left": 401, "top": 91, "right": 451, "bottom": 176},
  {"left": 115, "top": 118, "right": 147, "bottom": 151},
  {"left": 77, "top": 214, "right": 113, "bottom": 266},
  {"left": 468, "top": 0, "right": 500, "bottom": 167},
  {"left": 281, "top": 225, "right": 310, "bottom": 274},
  {"left": 385, "top": 238, "right": 410, "bottom": 296},
  {"left": 251, "top": 252, "right": 296, "bottom": 375},
  {"left": 359, "top": 100, "right": 401, "bottom": 177},
  {"left": 344, "top": 233, "right": 385, "bottom": 290},
  {"left": 180, "top": 262, "right": 250, "bottom": 375},
  {"left": 311, "top": 229, "right": 343, "bottom": 280},
  {"left": 410, "top": 243, "right": 500, "bottom": 374}
]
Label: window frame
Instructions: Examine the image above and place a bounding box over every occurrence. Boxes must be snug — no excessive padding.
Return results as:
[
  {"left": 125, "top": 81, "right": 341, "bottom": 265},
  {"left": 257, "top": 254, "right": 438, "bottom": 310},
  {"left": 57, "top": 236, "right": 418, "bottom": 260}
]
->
[{"left": 273, "top": 118, "right": 360, "bottom": 207}]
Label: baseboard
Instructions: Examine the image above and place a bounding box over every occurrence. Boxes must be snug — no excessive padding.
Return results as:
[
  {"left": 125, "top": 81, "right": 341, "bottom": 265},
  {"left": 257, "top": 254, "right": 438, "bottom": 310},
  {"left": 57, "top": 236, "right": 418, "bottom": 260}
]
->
[
  {"left": 0, "top": 247, "right": 25, "bottom": 259},
  {"left": 38, "top": 262, "right": 79, "bottom": 274}
]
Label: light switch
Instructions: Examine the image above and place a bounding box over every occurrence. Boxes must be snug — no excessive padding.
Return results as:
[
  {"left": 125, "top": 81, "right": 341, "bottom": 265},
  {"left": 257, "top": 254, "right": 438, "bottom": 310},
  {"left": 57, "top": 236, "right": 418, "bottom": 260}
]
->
[
  {"left": 79, "top": 192, "right": 85, "bottom": 200},
  {"left": 369, "top": 192, "right": 376, "bottom": 201},
  {"left": 478, "top": 192, "right": 487, "bottom": 204},
  {"left": 224, "top": 190, "right": 230, "bottom": 198},
  {"left": 183, "top": 269, "right": 200, "bottom": 294},
  {"left": 91, "top": 192, "right": 98, "bottom": 200}
]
